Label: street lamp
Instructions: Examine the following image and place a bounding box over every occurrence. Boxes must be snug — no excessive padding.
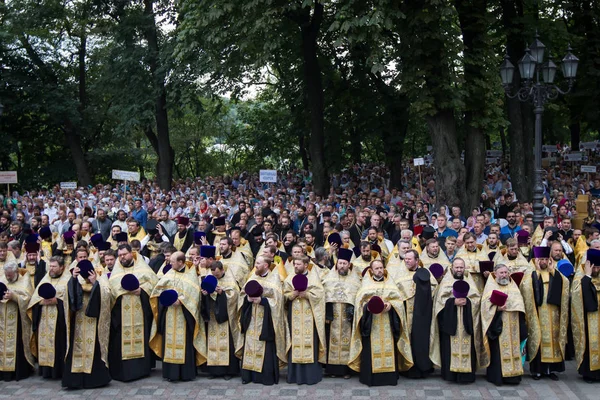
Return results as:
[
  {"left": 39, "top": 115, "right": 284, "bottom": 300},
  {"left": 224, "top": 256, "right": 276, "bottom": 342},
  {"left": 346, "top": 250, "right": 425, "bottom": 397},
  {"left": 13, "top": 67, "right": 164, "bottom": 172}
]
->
[{"left": 499, "top": 35, "right": 578, "bottom": 227}]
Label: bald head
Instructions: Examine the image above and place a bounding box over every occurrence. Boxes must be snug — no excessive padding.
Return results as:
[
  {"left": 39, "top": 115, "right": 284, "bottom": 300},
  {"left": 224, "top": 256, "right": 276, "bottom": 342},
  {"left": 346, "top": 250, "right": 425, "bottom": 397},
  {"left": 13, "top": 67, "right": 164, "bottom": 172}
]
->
[{"left": 170, "top": 251, "right": 186, "bottom": 271}]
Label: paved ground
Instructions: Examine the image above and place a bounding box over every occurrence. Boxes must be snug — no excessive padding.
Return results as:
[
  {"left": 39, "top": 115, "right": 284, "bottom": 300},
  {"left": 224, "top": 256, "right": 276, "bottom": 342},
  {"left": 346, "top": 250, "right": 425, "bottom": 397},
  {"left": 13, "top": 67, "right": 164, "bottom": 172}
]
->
[{"left": 1, "top": 361, "right": 597, "bottom": 399}]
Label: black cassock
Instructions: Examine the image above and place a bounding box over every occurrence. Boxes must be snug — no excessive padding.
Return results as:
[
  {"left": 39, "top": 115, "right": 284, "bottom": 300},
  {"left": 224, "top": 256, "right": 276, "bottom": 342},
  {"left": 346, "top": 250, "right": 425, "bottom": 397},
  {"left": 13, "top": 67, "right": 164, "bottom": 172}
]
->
[
  {"left": 157, "top": 304, "right": 197, "bottom": 382},
  {"left": 240, "top": 297, "right": 279, "bottom": 385},
  {"left": 62, "top": 278, "right": 111, "bottom": 389},
  {"left": 578, "top": 275, "right": 600, "bottom": 381},
  {"left": 108, "top": 291, "right": 154, "bottom": 381},
  {"left": 0, "top": 304, "right": 33, "bottom": 381},
  {"left": 286, "top": 303, "right": 323, "bottom": 384},
  {"left": 200, "top": 291, "right": 240, "bottom": 377},
  {"left": 438, "top": 298, "right": 477, "bottom": 383},
  {"left": 485, "top": 310, "right": 527, "bottom": 385},
  {"left": 358, "top": 304, "right": 400, "bottom": 387},
  {"left": 404, "top": 277, "right": 434, "bottom": 379},
  {"left": 31, "top": 299, "right": 67, "bottom": 379},
  {"left": 19, "top": 261, "right": 47, "bottom": 288},
  {"left": 529, "top": 270, "right": 565, "bottom": 375}
]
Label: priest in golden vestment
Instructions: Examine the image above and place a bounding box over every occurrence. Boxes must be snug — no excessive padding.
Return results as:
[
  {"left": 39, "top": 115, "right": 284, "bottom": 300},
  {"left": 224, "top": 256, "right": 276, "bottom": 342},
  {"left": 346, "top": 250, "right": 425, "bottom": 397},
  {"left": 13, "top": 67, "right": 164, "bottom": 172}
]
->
[
  {"left": 0, "top": 261, "right": 34, "bottom": 381},
  {"left": 0, "top": 242, "right": 17, "bottom": 273},
  {"left": 108, "top": 243, "right": 159, "bottom": 381},
  {"left": 237, "top": 255, "right": 289, "bottom": 385},
  {"left": 322, "top": 248, "right": 360, "bottom": 378},
  {"left": 199, "top": 260, "right": 241, "bottom": 379},
  {"left": 231, "top": 227, "right": 254, "bottom": 268},
  {"left": 20, "top": 238, "right": 47, "bottom": 289},
  {"left": 481, "top": 264, "right": 527, "bottom": 385},
  {"left": 208, "top": 216, "right": 228, "bottom": 247},
  {"left": 348, "top": 259, "right": 413, "bottom": 386},
  {"left": 218, "top": 236, "right": 249, "bottom": 289},
  {"left": 149, "top": 251, "right": 207, "bottom": 382},
  {"left": 493, "top": 238, "right": 532, "bottom": 274},
  {"left": 27, "top": 256, "right": 70, "bottom": 379},
  {"left": 350, "top": 241, "right": 381, "bottom": 278},
  {"left": 172, "top": 217, "right": 194, "bottom": 253},
  {"left": 430, "top": 258, "right": 485, "bottom": 383},
  {"left": 419, "top": 239, "right": 451, "bottom": 271},
  {"left": 571, "top": 249, "right": 600, "bottom": 382},
  {"left": 394, "top": 250, "right": 437, "bottom": 378},
  {"left": 62, "top": 259, "right": 112, "bottom": 389},
  {"left": 283, "top": 255, "right": 326, "bottom": 384},
  {"left": 520, "top": 246, "right": 569, "bottom": 381},
  {"left": 455, "top": 233, "right": 489, "bottom": 292}
]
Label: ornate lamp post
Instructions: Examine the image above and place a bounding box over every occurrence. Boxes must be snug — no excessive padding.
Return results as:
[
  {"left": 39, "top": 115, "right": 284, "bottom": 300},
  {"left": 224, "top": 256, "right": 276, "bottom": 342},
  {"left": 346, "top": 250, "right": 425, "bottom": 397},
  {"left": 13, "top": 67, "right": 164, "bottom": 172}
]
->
[{"left": 500, "top": 34, "right": 579, "bottom": 227}]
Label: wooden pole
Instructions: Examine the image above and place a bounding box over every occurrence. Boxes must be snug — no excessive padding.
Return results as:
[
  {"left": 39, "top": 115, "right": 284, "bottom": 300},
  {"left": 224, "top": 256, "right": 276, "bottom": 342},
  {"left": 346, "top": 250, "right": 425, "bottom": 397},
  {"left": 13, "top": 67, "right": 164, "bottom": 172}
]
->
[{"left": 418, "top": 165, "right": 423, "bottom": 199}]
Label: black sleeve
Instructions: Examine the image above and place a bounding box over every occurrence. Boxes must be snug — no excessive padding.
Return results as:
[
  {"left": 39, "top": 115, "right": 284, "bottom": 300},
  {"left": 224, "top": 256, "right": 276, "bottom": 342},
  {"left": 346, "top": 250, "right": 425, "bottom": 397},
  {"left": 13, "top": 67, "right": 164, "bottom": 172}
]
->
[
  {"left": 31, "top": 303, "right": 42, "bottom": 332},
  {"left": 345, "top": 304, "right": 355, "bottom": 323},
  {"left": 440, "top": 297, "right": 458, "bottom": 336},
  {"left": 519, "top": 312, "right": 528, "bottom": 341},
  {"left": 182, "top": 305, "right": 196, "bottom": 333},
  {"left": 582, "top": 276, "right": 599, "bottom": 313},
  {"left": 157, "top": 304, "right": 167, "bottom": 335},
  {"left": 240, "top": 297, "right": 252, "bottom": 334},
  {"left": 180, "top": 229, "right": 194, "bottom": 253},
  {"left": 325, "top": 302, "right": 334, "bottom": 322},
  {"left": 258, "top": 297, "right": 275, "bottom": 342},
  {"left": 390, "top": 307, "right": 401, "bottom": 340},
  {"left": 68, "top": 276, "right": 83, "bottom": 311},
  {"left": 463, "top": 299, "right": 474, "bottom": 335},
  {"left": 214, "top": 293, "right": 229, "bottom": 324},
  {"left": 486, "top": 310, "right": 503, "bottom": 340},
  {"left": 85, "top": 281, "right": 102, "bottom": 318},
  {"left": 360, "top": 303, "right": 373, "bottom": 337},
  {"left": 200, "top": 294, "right": 210, "bottom": 321},
  {"left": 34, "top": 261, "right": 46, "bottom": 288},
  {"left": 547, "top": 272, "right": 564, "bottom": 307},
  {"left": 532, "top": 272, "right": 544, "bottom": 307}
]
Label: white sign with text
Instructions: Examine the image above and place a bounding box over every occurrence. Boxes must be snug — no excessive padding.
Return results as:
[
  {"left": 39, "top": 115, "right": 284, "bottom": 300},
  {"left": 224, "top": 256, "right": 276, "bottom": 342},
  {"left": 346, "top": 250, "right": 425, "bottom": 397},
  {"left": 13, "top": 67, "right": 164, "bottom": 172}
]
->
[
  {"left": 0, "top": 171, "right": 18, "bottom": 184},
  {"left": 259, "top": 169, "right": 277, "bottom": 183},
  {"left": 112, "top": 169, "right": 141, "bottom": 182}
]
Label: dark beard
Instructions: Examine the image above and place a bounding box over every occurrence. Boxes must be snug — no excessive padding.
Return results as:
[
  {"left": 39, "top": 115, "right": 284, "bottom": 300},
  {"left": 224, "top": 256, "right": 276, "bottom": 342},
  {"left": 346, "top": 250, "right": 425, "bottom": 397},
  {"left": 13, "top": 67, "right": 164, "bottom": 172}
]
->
[
  {"left": 452, "top": 272, "right": 464, "bottom": 280},
  {"left": 552, "top": 255, "right": 562, "bottom": 262},
  {"left": 122, "top": 259, "right": 134, "bottom": 268},
  {"left": 362, "top": 255, "right": 371, "bottom": 261}
]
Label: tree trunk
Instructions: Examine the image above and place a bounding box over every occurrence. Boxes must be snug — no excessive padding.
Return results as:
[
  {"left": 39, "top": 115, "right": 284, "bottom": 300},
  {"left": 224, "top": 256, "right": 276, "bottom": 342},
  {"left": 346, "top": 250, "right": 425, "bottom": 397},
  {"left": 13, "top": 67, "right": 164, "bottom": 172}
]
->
[
  {"left": 455, "top": 0, "right": 488, "bottom": 212},
  {"left": 298, "top": 3, "right": 328, "bottom": 196},
  {"left": 426, "top": 110, "right": 466, "bottom": 207},
  {"left": 64, "top": 121, "right": 92, "bottom": 186},
  {"left": 298, "top": 130, "right": 309, "bottom": 170},
  {"left": 143, "top": 0, "right": 173, "bottom": 189},
  {"left": 499, "top": 127, "right": 508, "bottom": 159},
  {"left": 500, "top": 0, "right": 534, "bottom": 202}
]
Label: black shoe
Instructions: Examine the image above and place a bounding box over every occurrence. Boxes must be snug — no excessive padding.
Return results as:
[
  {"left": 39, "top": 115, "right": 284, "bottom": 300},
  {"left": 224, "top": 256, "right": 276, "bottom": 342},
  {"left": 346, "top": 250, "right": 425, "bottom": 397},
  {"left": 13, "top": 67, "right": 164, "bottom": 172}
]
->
[
  {"left": 584, "top": 377, "right": 596, "bottom": 384},
  {"left": 547, "top": 373, "right": 559, "bottom": 381},
  {"left": 207, "top": 375, "right": 216, "bottom": 380},
  {"left": 532, "top": 375, "right": 541, "bottom": 380},
  {"left": 224, "top": 375, "right": 232, "bottom": 381}
]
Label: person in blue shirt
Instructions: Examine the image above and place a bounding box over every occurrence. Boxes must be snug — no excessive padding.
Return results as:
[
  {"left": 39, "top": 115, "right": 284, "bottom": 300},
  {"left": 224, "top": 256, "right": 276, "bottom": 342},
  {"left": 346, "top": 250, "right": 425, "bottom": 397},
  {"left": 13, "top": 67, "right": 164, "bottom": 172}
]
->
[
  {"left": 131, "top": 198, "right": 148, "bottom": 230},
  {"left": 436, "top": 215, "right": 458, "bottom": 239},
  {"left": 500, "top": 211, "right": 521, "bottom": 243}
]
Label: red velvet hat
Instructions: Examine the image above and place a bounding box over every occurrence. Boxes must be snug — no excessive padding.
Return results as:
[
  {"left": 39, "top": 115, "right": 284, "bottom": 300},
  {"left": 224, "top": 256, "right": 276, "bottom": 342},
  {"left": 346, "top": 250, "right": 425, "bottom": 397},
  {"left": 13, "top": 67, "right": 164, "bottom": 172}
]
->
[
  {"left": 511, "top": 272, "right": 524, "bottom": 286},
  {"left": 367, "top": 296, "right": 385, "bottom": 314},
  {"left": 292, "top": 274, "right": 308, "bottom": 292},
  {"left": 490, "top": 290, "right": 508, "bottom": 307},
  {"left": 177, "top": 216, "right": 190, "bottom": 226}
]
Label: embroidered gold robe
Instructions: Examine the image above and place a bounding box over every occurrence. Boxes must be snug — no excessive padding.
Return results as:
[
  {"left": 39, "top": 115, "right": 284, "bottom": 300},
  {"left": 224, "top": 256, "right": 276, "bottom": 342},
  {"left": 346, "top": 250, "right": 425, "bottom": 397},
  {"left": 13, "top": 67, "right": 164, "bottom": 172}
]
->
[
  {"left": 570, "top": 274, "right": 600, "bottom": 377},
  {"left": 0, "top": 274, "right": 34, "bottom": 373},
  {"left": 455, "top": 247, "right": 489, "bottom": 292},
  {"left": 419, "top": 250, "right": 451, "bottom": 271}
]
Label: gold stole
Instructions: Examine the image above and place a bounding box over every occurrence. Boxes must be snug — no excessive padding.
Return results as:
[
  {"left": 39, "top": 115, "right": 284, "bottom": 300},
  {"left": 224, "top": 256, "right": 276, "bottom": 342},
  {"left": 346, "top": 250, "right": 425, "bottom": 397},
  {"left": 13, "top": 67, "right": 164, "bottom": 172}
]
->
[
  {"left": 0, "top": 301, "right": 19, "bottom": 371},
  {"left": 498, "top": 311, "right": 523, "bottom": 376},
  {"left": 71, "top": 285, "right": 98, "bottom": 373},
  {"left": 163, "top": 306, "right": 187, "bottom": 364},
  {"left": 290, "top": 297, "right": 315, "bottom": 363},
  {"left": 370, "top": 312, "right": 396, "bottom": 373},
  {"left": 450, "top": 306, "right": 472, "bottom": 373},
  {"left": 173, "top": 232, "right": 186, "bottom": 251},
  {"left": 241, "top": 304, "right": 266, "bottom": 372},
  {"left": 121, "top": 295, "right": 145, "bottom": 360},
  {"left": 538, "top": 271, "right": 562, "bottom": 363},
  {"left": 327, "top": 303, "right": 352, "bottom": 365},
  {"left": 206, "top": 297, "right": 230, "bottom": 366}
]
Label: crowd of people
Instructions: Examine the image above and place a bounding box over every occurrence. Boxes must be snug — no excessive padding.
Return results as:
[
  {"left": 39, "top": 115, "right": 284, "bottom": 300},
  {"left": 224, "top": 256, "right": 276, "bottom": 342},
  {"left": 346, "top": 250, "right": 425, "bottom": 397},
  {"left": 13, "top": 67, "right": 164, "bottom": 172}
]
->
[{"left": 1, "top": 161, "right": 600, "bottom": 389}]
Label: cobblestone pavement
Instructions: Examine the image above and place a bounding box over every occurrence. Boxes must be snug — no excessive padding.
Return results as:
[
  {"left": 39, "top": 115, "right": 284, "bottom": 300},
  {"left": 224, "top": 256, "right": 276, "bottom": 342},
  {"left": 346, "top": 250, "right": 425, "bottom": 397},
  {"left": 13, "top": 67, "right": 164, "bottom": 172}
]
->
[{"left": 1, "top": 361, "right": 597, "bottom": 399}]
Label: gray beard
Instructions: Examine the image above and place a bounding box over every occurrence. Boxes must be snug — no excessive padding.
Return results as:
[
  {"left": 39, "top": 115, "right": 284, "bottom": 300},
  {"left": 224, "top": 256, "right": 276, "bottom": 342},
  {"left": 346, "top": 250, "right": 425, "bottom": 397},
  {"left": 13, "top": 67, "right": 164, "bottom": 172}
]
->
[{"left": 497, "top": 277, "right": 510, "bottom": 286}]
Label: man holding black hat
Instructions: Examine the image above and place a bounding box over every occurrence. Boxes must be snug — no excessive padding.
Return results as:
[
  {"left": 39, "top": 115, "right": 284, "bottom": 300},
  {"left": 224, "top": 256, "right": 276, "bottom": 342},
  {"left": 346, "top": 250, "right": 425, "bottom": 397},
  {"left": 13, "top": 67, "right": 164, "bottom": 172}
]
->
[
  {"left": 348, "top": 259, "right": 413, "bottom": 386},
  {"left": 571, "top": 249, "right": 600, "bottom": 382},
  {"left": 62, "top": 258, "right": 112, "bottom": 388},
  {"left": 520, "top": 246, "right": 569, "bottom": 381},
  {"left": 430, "top": 258, "right": 484, "bottom": 383},
  {"left": 322, "top": 247, "right": 360, "bottom": 378},
  {"left": 394, "top": 250, "right": 437, "bottom": 379},
  {"left": 107, "top": 243, "right": 158, "bottom": 381},
  {"left": 480, "top": 264, "right": 527, "bottom": 385},
  {"left": 27, "top": 256, "right": 70, "bottom": 379},
  {"left": 283, "top": 255, "right": 326, "bottom": 385},
  {"left": 149, "top": 251, "right": 206, "bottom": 382},
  {"left": 200, "top": 260, "right": 241, "bottom": 380},
  {"left": 0, "top": 261, "right": 34, "bottom": 381},
  {"left": 239, "top": 255, "right": 288, "bottom": 385}
]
